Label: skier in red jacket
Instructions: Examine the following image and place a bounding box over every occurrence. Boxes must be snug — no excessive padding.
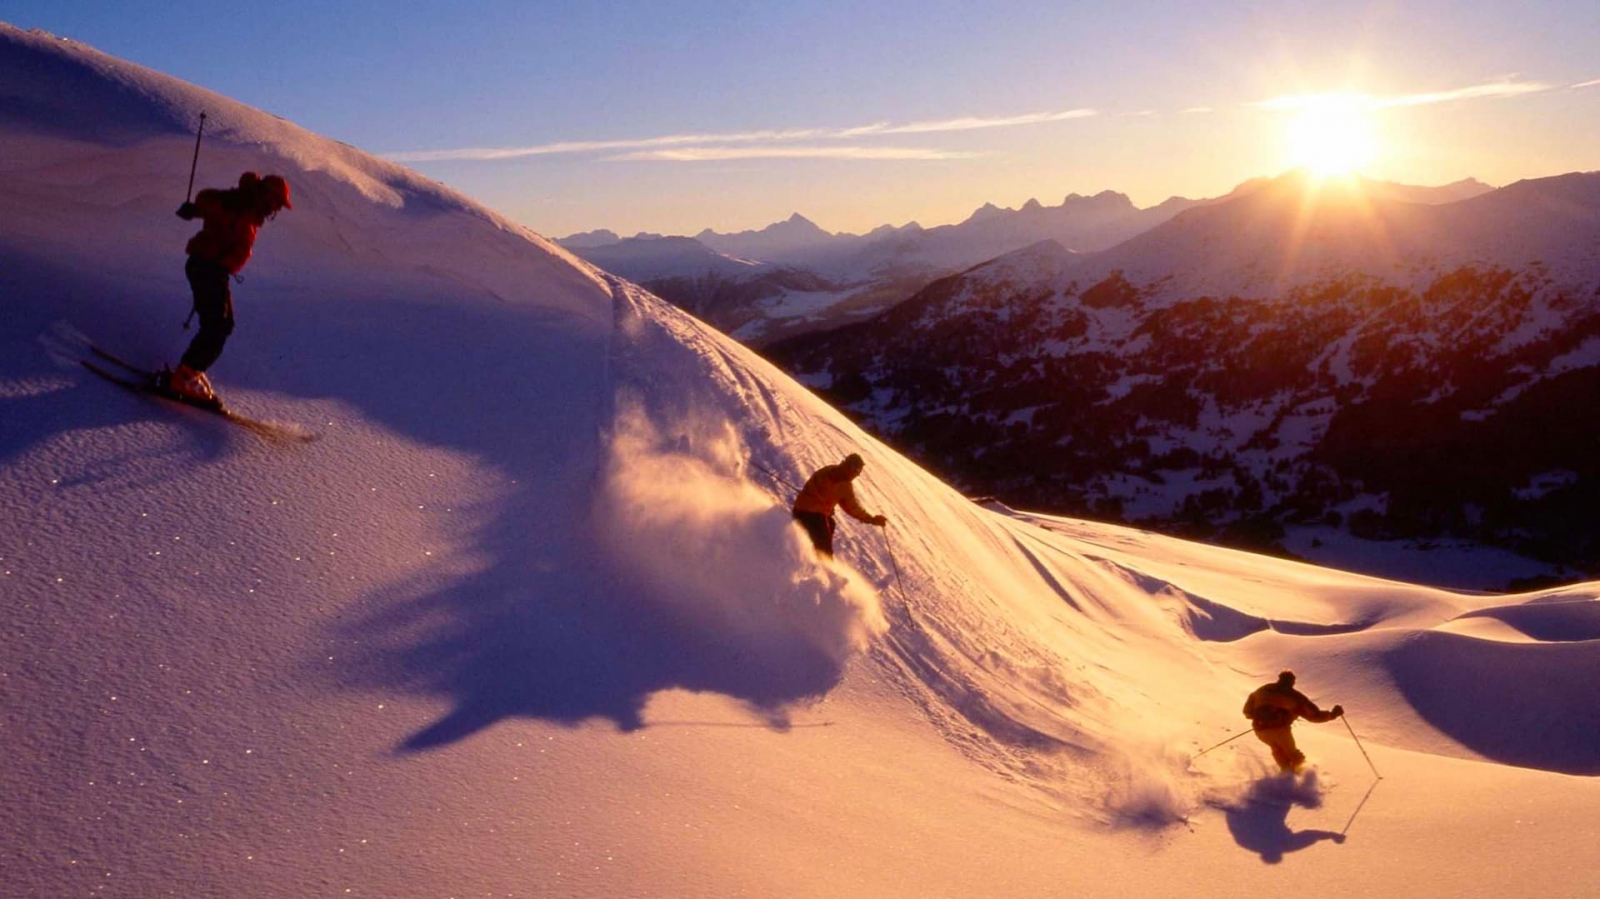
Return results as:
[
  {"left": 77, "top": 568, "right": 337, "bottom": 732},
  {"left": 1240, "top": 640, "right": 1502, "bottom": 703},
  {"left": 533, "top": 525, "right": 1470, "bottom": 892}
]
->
[
  {"left": 167, "top": 171, "right": 292, "bottom": 402},
  {"left": 792, "top": 453, "right": 888, "bottom": 557}
]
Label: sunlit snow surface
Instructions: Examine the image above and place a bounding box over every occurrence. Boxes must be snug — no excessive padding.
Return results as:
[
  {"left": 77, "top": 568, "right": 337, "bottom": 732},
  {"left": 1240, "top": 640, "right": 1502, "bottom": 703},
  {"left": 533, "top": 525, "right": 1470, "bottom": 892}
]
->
[{"left": 2, "top": 23, "right": 1598, "bottom": 898}]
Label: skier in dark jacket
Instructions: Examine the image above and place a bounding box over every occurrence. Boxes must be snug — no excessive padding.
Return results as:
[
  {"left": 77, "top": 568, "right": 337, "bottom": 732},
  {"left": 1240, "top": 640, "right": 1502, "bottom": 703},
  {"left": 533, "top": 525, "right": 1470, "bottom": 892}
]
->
[
  {"left": 1242, "top": 670, "right": 1343, "bottom": 773},
  {"left": 167, "top": 171, "right": 292, "bottom": 402},
  {"left": 792, "top": 453, "right": 888, "bottom": 557}
]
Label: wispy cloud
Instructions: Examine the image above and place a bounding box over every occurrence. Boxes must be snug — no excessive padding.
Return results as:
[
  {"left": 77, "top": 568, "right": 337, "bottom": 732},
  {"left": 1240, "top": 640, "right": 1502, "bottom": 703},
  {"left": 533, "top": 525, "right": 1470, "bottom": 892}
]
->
[
  {"left": 1574, "top": 78, "right": 1600, "bottom": 89},
  {"left": 837, "top": 109, "right": 1096, "bottom": 136},
  {"left": 388, "top": 108, "right": 1093, "bottom": 163},
  {"left": 388, "top": 129, "right": 825, "bottom": 163},
  {"left": 1250, "top": 78, "right": 1553, "bottom": 112},
  {"left": 1180, "top": 106, "right": 1214, "bottom": 114},
  {"left": 1378, "top": 79, "right": 1551, "bottom": 106},
  {"left": 609, "top": 146, "right": 982, "bottom": 162},
  {"left": 1114, "top": 110, "right": 1157, "bottom": 118}
]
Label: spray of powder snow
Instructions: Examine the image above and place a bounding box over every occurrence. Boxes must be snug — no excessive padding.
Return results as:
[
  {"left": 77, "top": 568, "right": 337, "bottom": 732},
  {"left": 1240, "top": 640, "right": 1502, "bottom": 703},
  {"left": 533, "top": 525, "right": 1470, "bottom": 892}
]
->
[
  {"left": 1095, "top": 737, "right": 1203, "bottom": 826},
  {"left": 594, "top": 397, "right": 886, "bottom": 714}
]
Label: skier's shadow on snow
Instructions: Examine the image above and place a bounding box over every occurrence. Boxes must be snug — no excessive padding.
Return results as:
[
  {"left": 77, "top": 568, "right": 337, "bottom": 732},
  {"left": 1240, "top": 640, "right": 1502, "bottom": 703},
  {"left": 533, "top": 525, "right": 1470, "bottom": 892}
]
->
[
  {"left": 363, "top": 547, "right": 848, "bottom": 753},
  {"left": 1223, "top": 774, "right": 1345, "bottom": 864}
]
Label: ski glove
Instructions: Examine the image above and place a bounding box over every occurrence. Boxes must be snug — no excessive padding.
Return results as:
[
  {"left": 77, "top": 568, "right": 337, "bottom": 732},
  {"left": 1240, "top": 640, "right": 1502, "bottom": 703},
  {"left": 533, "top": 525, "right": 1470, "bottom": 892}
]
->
[
  {"left": 871, "top": 515, "right": 888, "bottom": 527},
  {"left": 176, "top": 202, "right": 198, "bottom": 220},
  {"left": 1331, "top": 704, "right": 1344, "bottom": 718}
]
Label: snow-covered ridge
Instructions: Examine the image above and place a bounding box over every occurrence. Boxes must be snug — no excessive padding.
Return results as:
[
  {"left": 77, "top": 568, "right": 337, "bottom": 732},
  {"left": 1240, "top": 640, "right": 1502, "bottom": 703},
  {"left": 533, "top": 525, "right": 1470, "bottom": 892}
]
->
[
  {"left": 3, "top": 23, "right": 1599, "bottom": 897},
  {"left": 0, "top": 25, "right": 608, "bottom": 322}
]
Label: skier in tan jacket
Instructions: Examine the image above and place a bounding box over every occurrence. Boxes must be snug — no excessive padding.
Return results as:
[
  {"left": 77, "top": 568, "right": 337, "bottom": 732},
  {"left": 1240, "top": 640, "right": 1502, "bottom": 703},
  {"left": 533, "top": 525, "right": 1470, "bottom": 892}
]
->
[
  {"left": 1243, "top": 670, "right": 1343, "bottom": 772},
  {"left": 791, "top": 453, "right": 887, "bottom": 557}
]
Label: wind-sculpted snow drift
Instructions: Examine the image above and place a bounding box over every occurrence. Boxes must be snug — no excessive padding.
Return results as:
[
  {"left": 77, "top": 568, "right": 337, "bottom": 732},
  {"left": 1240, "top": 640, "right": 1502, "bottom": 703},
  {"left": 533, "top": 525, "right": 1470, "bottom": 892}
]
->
[{"left": 3, "top": 23, "right": 1599, "bottom": 898}]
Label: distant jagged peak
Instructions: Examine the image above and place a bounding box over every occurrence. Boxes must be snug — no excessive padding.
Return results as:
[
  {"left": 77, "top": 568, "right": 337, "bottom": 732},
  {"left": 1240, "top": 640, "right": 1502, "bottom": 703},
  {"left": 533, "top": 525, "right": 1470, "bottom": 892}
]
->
[
  {"left": 1150, "top": 195, "right": 1199, "bottom": 213},
  {"left": 697, "top": 211, "right": 832, "bottom": 241},
  {"left": 962, "top": 202, "right": 1009, "bottom": 224},
  {"left": 1021, "top": 198, "right": 1044, "bottom": 213},
  {"left": 772, "top": 212, "right": 828, "bottom": 234},
  {"left": 1060, "top": 189, "right": 1135, "bottom": 212},
  {"left": 556, "top": 228, "right": 622, "bottom": 249},
  {"left": 864, "top": 221, "right": 924, "bottom": 238},
  {"left": 611, "top": 234, "right": 703, "bottom": 248}
]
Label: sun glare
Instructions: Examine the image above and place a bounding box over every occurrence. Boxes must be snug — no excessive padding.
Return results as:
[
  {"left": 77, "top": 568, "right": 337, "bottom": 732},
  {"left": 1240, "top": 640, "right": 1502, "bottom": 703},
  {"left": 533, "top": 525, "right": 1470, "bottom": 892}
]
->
[{"left": 1284, "top": 98, "right": 1379, "bottom": 177}]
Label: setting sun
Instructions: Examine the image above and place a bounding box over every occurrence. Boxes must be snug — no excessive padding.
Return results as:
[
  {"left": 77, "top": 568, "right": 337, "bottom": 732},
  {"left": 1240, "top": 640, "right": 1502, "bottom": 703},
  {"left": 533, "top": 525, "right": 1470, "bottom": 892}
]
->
[{"left": 1284, "top": 97, "right": 1379, "bottom": 177}]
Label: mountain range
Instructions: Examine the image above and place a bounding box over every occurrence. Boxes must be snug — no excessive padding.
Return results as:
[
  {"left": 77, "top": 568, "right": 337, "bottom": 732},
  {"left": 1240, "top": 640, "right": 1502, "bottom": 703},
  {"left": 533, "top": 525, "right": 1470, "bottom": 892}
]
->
[
  {"left": 558, "top": 176, "right": 1495, "bottom": 345},
  {"left": 766, "top": 170, "right": 1599, "bottom": 589}
]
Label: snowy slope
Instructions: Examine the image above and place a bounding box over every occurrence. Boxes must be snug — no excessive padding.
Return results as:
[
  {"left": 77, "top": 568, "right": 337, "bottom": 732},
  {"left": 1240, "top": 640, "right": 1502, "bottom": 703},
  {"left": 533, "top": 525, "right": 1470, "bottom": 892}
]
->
[{"left": 3, "top": 24, "right": 1599, "bottom": 899}]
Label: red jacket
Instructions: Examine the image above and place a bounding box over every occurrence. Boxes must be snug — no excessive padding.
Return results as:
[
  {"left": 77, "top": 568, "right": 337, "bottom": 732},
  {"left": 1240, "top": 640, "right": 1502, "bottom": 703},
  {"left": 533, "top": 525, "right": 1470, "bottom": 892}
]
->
[
  {"left": 185, "top": 188, "right": 265, "bottom": 274},
  {"left": 793, "top": 464, "right": 873, "bottom": 522}
]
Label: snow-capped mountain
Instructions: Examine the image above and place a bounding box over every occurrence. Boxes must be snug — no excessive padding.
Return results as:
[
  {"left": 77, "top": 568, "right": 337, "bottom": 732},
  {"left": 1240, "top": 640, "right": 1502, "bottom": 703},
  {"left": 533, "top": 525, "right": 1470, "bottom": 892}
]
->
[
  {"left": 556, "top": 226, "right": 624, "bottom": 249},
  {"left": 561, "top": 191, "right": 1213, "bottom": 344},
  {"left": 559, "top": 232, "right": 910, "bottom": 345},
  {"left": 609, "top": 190, "right": 1212, "bottom": 279},
  {"left": 5, "top": 22, "right": 1599, "bottom": 899},
  {"left": 1361, "top": 176, "right": 1495, "bottom": 205},
  {"left": 1073, "top": 171, "right": 1594, "bottom": 299},
  {"left": 770, "top": 171, "right": 1600, "bottom": 588},
  {"left": 696, "top": 211, "right": 842, "bottom": 261},
  {"left": 564, "top": 177, "right": 1498, "bottom": 348}
]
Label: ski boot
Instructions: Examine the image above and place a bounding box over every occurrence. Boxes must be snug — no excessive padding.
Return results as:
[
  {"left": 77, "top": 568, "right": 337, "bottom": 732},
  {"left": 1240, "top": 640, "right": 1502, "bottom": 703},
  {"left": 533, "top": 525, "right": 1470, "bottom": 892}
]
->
[{"left": 162, "top": 364, "right": 221, "bottom": 407}]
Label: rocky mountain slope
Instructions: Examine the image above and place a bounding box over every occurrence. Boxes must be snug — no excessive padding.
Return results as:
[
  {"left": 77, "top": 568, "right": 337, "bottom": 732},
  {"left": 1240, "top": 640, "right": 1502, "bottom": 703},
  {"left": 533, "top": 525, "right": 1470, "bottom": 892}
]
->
[{"left": 768, "top": 173, "right": 1600, "bottom": 588}]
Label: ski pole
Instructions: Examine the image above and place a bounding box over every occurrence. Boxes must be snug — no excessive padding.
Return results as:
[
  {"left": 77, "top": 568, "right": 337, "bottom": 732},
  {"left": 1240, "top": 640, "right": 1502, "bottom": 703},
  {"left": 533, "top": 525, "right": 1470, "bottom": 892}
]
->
[
  {"left": 880, "top": 526, "right": 907, "bottom": 602},
  {"left": 1194, "top": 727, "right": 1253, "bottom": 759},
  {"left": 750, "top": 461, "right": 799, "bottom": 493},
  {"left": 1342, "top": 714, "right": 1382, "bottom": 779},
  {"left": 185, "top": 112, "right": 207, "bottom": 202}
]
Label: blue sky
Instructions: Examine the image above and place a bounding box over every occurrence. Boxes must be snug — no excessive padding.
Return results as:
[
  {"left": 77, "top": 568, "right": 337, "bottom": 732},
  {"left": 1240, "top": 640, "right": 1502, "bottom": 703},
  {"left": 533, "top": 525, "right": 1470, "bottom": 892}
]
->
[{"left": 5, "top": 1, "right": 1598, "bottom": 235}]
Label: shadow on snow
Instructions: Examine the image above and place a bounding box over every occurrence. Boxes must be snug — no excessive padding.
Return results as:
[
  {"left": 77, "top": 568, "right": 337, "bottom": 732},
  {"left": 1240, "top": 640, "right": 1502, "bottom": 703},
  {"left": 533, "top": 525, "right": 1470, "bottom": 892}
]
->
[{"left": 1, "top": 244, "right": 849, "bottom": 751}]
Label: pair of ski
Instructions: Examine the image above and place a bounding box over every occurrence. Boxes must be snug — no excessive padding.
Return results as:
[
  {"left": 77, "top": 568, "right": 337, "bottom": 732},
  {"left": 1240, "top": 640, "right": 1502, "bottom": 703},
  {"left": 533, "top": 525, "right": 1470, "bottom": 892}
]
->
[{"left": 81, "top": 346, "right": 316, "bottom": 443}]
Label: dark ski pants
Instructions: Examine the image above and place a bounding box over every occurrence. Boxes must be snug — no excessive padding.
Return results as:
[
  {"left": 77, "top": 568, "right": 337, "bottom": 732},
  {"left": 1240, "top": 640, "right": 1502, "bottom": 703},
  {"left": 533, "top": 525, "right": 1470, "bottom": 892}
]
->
[
  {"left": 180, "top": 255, "right": 234, "bottom": 372},
  {"left": 1254, "top": 725, "right": 1305, "bottom": 772},
  {"left": 794, "top": 510, "right": 836, "bottom": 557}
]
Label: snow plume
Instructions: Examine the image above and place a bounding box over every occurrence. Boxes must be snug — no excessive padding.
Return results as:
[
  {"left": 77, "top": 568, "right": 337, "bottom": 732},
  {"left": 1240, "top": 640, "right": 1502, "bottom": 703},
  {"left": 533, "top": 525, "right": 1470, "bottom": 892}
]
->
[
  {"left": 1097, "top": 740, "right": 1200, "bottom": 827},
  {"left": 593, "top": 394, "right": 886, "bottom": 720}
]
